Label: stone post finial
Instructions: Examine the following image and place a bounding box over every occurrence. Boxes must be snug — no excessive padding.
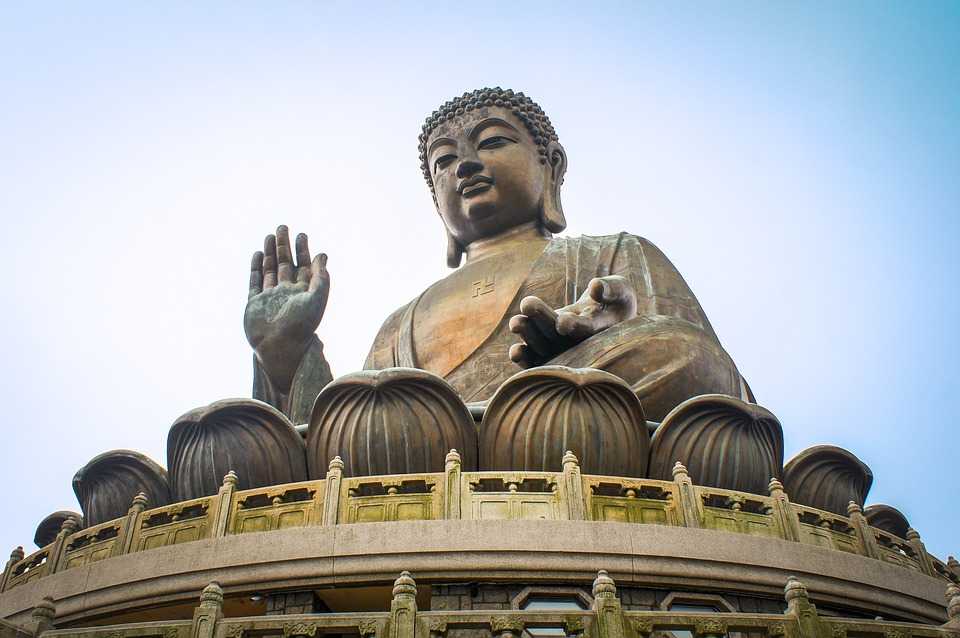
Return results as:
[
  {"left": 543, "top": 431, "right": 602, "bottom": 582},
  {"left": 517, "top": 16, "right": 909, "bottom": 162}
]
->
[
  {"left": 592, "top": 569, "right": 617, "bottom": 598},
  {"left": 59, "top": 516, "right": 79, "bottom": 536},
  {"left": 846, "top": 501, "right": 862, "bottom": 516},
  {"left": 948, "top": 556, "right": 959, "bottom": 569},
  {"left": 562, "top": 450, "right": 580, "bottom": 468},
  {"left": 200, "top": 581, "right": 224, "bottom": 606},
  {"left": 905, "top": 528, "right": 921, "bottom": 541},
  {"left": 784, "top": 576, "right": 809, "bottom": 604},
  {"left": 392, "top": 571, "right": 417, "bottom": 598},
  {"left": 329, "top": 456, "right": 345, "bottom": 472},
  {"left": 31, "top": 596, "right": 56, "bottom": 633},
  {"left": 11, "top": 546, "right": 24, "bottom": 562},
  {"left": 445, "top": 449, "right": 462, "bottom": 467},
  {"left": 768, "top": 478, "right": 784, "bottom": 494},
  {"left": 671, "top": 461, "right": 689, "bottom": 480},
  {"left": 132, "top": 491, "right": 149, "bottom": 509},
  {"left": 222, "top": 470, "right": 238, "bottom": 487}
]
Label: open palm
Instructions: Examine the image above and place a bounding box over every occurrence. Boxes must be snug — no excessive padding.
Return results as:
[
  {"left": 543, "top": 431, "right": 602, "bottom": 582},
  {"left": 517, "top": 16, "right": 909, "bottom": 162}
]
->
[{"left": 244, "top": 225, "right": 329, "bottom": 390}]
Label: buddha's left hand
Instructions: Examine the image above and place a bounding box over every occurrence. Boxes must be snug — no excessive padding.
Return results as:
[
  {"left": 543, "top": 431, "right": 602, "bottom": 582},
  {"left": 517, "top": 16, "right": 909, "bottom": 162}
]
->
[{"left": 508, "top": 275, "right": 638, "bottom": 368}]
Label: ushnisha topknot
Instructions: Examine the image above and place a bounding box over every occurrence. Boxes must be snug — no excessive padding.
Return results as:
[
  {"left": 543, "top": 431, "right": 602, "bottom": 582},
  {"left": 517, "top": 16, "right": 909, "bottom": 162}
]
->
[{"left": 418, "top": 87, "right": 560, "bottom": 197}]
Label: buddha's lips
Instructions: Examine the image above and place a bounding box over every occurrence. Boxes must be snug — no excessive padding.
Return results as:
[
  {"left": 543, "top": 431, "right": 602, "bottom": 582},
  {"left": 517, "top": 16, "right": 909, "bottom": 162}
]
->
[{"left": 459, "top": 175, "right": 493, "bottom": 196}]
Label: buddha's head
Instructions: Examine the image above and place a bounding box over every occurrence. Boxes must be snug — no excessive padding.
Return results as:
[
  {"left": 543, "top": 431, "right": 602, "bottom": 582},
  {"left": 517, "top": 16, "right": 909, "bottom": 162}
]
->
[{"left": 419, "top": 88, "right": 567, "bottom": 267}]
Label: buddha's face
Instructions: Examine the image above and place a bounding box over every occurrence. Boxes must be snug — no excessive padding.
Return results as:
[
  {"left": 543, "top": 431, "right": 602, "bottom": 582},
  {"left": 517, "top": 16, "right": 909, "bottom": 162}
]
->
[{"left": 427, "top": 107, "right": 548, "bottom": 247}]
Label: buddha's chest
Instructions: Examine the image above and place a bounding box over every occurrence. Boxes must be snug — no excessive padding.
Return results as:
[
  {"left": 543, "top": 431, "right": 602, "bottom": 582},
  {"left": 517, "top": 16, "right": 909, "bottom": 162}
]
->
[{"left": 412, "top": 245, "right": 544, "bottom": 378}]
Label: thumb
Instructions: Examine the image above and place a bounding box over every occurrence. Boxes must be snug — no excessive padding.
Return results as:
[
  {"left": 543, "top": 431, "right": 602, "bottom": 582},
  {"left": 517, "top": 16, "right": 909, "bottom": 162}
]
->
[{"left": 308, "top": 253, "right": 329, "bottom": 296}]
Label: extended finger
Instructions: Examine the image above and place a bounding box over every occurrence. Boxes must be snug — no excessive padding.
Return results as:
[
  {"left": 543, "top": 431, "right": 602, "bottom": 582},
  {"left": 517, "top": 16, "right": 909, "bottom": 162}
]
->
[
  {"left": 263, "top": 234, "right": 278, "bottom": 289},
  {"left": 519, "top": 296, "right": 563, "bottom": 341},
  {"left": 248, "top": 251, "right": 264, "bottom": 299},
  {"left": 509, "top": 314, "right": 554, "bottom": 357},
  {"left": 276, "top": 225, "right": 294, "bottom": 283},
  {"left": 295, "top": 233, "right": 311, "bottom": 283},
  {"left": 509, "top": 343, "right": 537, "bottom": 369}
]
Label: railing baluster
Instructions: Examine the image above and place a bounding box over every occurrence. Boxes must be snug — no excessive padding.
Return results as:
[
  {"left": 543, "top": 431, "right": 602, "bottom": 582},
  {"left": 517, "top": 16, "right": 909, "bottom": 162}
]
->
[
  {"left": 672, "top": 462, "right": 702, "bottom": 528},
  {"left": 191, "top": 582, "right": 224, "bottom": 638},
  {"left": 845, "top": 502, "right": 879, "bottom": 560},
  {"left": 592, "top": 570, "right": 626, "bottom": 638},
  {"left": 767, "top": 479, "right": 801, "bottom": 543},
  {"left": 213, "top": 471, "right": 238, "bottom": 538},
  {"left": 324, "top": 457, "right": 344, "bottom": 526},
  {"left": 2, "top": 546, "right": 24, "bottom": 592},
  {"left": 444, "top": 449, "right": 462, "bottom": 520},
  {"left": 562, "top": 451, "right": 586, "bottom": 520},
  {"left": 388, "top": 571, "right": 417, "bottom": 638}
]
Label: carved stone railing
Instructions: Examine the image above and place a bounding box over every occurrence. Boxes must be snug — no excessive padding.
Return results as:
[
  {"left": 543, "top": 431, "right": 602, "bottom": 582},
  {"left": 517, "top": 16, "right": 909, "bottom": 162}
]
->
[
  {"left": 11, "top": 573, "right": 960, "bottom": 638},
  {"left": 4, "top": 453, "right": 959, "bottom": 595}
]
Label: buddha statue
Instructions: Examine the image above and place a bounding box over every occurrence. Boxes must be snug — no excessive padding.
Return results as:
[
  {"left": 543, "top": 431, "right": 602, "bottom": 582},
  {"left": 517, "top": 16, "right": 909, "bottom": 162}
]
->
[{"left": 243, "top": 88, "right": 752, "bottom": 426}]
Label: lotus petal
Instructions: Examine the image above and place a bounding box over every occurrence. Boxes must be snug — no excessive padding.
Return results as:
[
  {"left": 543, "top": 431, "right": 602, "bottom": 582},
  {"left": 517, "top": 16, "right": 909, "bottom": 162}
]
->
[
  {"left": 167, "top": 398, "right": 307, "bottom": 501},
  {"left": 864, "top": 504, "right": 910, "bottom": 539},
  {"left": 73, "top": 450, "right": 170, "bottom": 527},
  {"left": 479, "top": 366, "right": 649, "bottom": 475},
  {"left": 33, "top": 511, "right": 83, "bottom": 547},
  {"left": 783, "top": 445, "right": 873, "bottom": 515},
  {"left": 648, "top": 394, "right": 783, "bottom": 494},
  {"left": 307, "top": 368, "right": 477, "bottom": 477}
]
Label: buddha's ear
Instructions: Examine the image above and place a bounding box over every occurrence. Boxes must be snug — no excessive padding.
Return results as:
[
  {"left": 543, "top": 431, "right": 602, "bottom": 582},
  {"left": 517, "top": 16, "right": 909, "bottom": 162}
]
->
[
  {"left": 446, "top": 229, "right": 464, "bottom": 268},
  {"left": 541, "top": 141, "right": 567, "bottom": 233}
]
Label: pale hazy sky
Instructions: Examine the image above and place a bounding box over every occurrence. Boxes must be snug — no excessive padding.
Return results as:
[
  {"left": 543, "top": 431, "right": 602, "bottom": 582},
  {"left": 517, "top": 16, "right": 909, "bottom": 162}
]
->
[{"left": 1, "top": 3, "right": 958, "bottom": 560}]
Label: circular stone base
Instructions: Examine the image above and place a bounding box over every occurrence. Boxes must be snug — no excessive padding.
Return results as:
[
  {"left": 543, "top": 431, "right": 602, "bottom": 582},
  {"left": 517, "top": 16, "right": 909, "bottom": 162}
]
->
[{"left": 0, "top": 520, "right": 948, "bottom": 625}]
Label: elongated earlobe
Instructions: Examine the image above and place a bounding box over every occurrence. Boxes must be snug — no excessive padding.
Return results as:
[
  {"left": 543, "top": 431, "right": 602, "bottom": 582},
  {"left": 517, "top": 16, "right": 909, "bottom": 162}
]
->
[
  {"left": 446, "top": 230, "right": 464, "bottom": 268},
  {"left": 541, "top": 141, "right": 567, "bottom": 233}
]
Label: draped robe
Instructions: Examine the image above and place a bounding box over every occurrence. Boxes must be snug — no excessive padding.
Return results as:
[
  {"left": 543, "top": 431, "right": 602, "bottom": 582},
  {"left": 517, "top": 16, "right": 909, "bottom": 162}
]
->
[{"left": 362, "top": 233, "right": 750, "bottom": 421}]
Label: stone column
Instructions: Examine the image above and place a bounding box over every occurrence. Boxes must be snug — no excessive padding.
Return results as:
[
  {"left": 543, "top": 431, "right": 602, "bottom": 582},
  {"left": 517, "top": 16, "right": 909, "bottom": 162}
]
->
[
  {"left": 191, "top": 582, "right": 224, "bottom": 638},
  {"left": 591, "top": 571, "right": 626, "bottom": 638},
  {"left": 388, "top": 572, "right": 417, "bottom": 638},
  {"left": 444, "top": 449, "right": 462, "bottom": 520},
  {"left": 1, "top": 546, "right": 24, "bottom": 592},
  {"left": 845, "top": 502, "right": 879, "bottom": 560},
  {"left": 784, "top": 577, "right": 821, "bottom": 638},
  {"left": 671, "top": 463, "right": 702, "bottom": 529},
  {"left": 212, "top": 471, "right": 238, "bottom": 538},
  {"left": 904, "top": 528, "right": 936, "bottom": 576},
  {"left": 323, "top": 457, "right": 344, "bottom": 526},
  {"left": 767, "top": 479, "right": 801, "bottom": 543},
  {"left": 562, "top": 451, "right": 586, "bottom": 521},
  {"left": 30, "top": 596, "right": 56, "bottom": 635}
]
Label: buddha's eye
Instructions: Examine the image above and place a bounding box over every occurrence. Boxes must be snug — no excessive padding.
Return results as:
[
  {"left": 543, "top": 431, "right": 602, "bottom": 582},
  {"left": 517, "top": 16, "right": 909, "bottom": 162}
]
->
[
  {"left": 433, "top": 154, "right": 456, "bottom": 173},
  {"left": 478, "top": 135, "right": 515, "bottom": 150}
]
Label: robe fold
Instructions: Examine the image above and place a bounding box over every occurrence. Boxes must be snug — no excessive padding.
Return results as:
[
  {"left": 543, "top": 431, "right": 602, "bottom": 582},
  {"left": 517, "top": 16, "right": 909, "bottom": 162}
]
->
[{"left": 362, "top": 233, "right": 750, "bottom": 421}]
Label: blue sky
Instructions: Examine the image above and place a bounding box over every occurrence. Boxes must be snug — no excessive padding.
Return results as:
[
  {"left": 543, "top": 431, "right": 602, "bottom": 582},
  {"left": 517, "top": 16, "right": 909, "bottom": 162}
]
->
[{"left": 1, "top": 3, "right": 957, "bottom": 561}]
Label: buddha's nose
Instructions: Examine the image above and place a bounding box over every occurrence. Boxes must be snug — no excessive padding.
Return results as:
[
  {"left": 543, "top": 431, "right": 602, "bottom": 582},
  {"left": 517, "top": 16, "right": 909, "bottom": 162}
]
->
[{"left": 456, "top": 157, "right": 483, "bottom": 178}]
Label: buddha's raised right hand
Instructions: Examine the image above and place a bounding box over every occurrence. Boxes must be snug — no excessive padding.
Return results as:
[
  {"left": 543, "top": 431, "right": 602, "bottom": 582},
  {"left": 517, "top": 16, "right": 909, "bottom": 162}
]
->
[{"left": 244, "top": 225, "right": 330, "bottom": 392}]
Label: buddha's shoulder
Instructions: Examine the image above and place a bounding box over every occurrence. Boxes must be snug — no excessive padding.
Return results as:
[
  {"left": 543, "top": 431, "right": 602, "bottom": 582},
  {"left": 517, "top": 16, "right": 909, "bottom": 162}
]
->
[{"left": 557, "top": 232, "right": 666, "bottom": 255}]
